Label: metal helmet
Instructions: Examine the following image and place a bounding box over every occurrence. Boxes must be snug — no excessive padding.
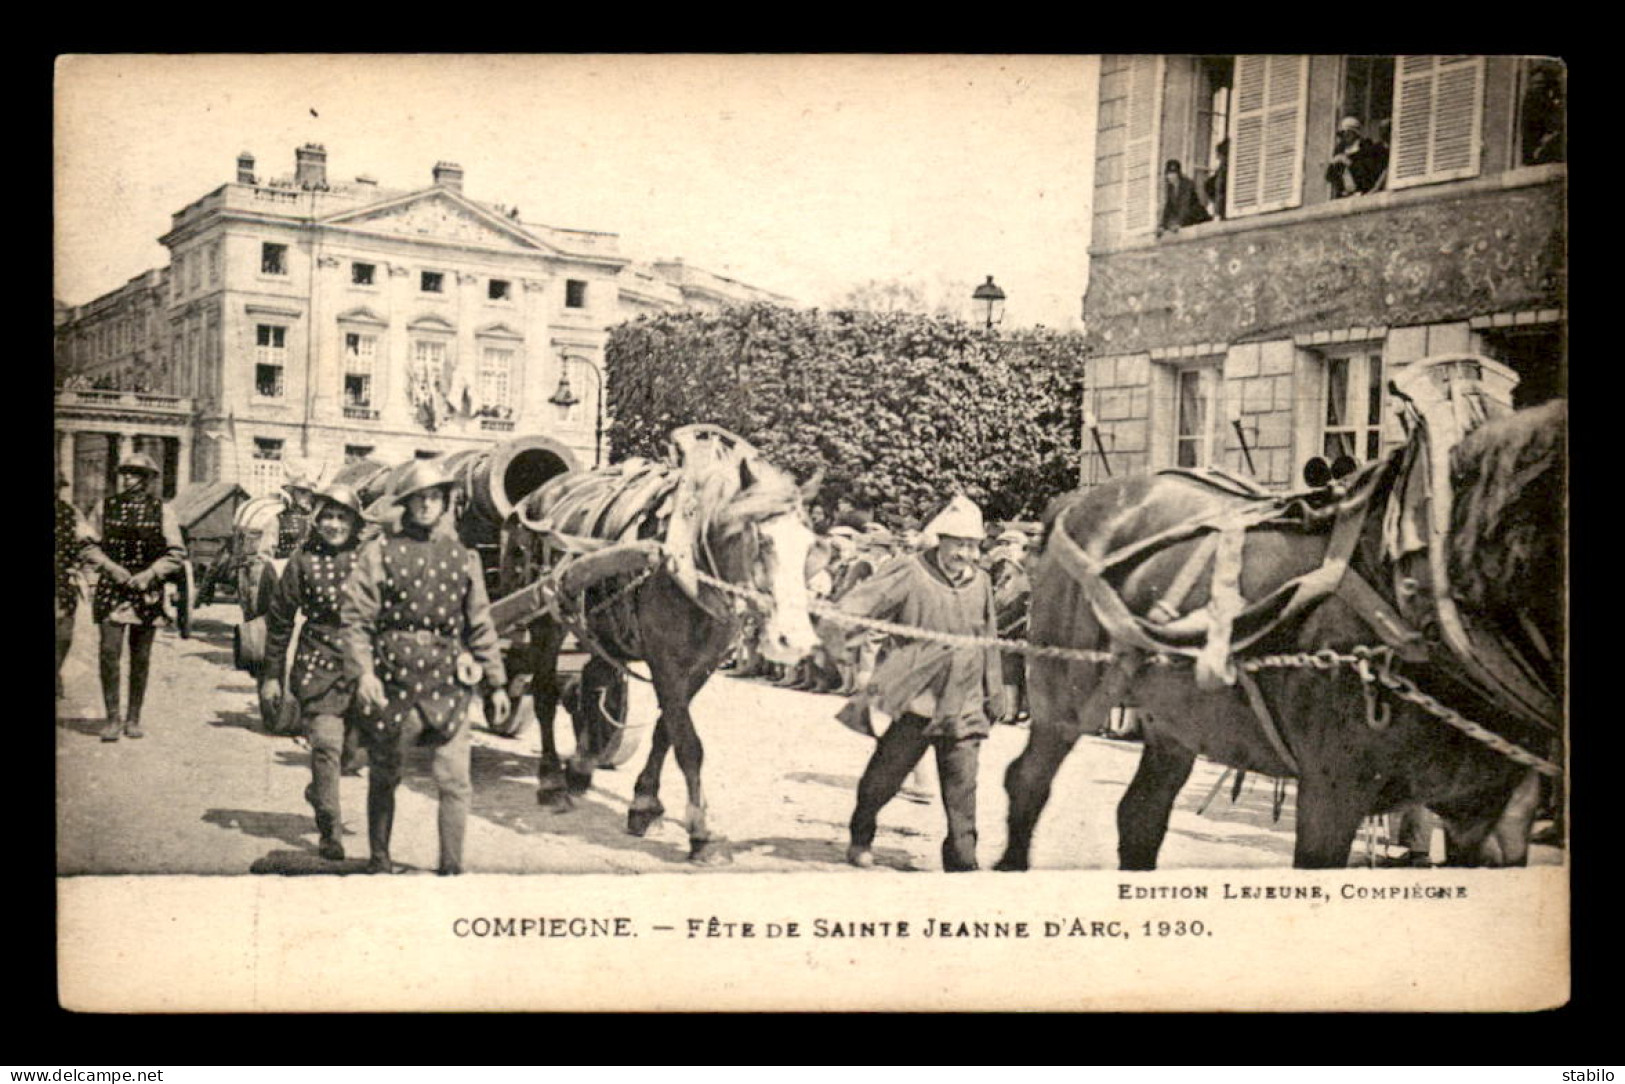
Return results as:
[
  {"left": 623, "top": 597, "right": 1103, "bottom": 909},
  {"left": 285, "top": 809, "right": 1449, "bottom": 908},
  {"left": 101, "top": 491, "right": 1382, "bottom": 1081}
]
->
[
  {"left": 117, "top": 452, "right": 160, "bottom": 476},
  {"left": 391, "top": 459, "right": 455, "bottom": 502},
  {"left": 314, "top": 482, "right": 364, "bottom": 520}
]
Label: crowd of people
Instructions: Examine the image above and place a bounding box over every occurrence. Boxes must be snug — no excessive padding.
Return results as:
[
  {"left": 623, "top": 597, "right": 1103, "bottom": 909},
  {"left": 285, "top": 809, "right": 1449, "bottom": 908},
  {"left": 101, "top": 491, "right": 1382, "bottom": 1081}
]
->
[{"left": 57, "top": 453, "right": 1048, "bottom": 874}]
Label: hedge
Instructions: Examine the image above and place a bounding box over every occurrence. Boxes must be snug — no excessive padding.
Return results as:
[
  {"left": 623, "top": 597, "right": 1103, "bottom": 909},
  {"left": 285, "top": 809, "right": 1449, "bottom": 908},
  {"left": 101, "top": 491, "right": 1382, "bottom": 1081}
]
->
[{"left": 605, "top": 304, "right": 1087, "bottom": 524}]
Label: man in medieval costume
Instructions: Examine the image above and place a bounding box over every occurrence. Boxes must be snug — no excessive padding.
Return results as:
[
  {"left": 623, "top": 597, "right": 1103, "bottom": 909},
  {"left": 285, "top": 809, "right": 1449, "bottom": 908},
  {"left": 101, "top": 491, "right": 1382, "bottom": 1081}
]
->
[
  {"left": 263, "top": 482, "right": 368, "bottom": 862},
  {"left": 83, "top": 453, "right": 187, "bottom": 742},
  {"left": 341, "top": 460, "right": 510, "bottom": 875}
]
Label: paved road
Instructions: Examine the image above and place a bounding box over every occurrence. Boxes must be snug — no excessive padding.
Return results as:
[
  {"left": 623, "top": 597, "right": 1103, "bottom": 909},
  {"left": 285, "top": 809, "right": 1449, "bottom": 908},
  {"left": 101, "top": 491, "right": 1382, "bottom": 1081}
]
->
[{"left": 56, "top": 601, "right": 1558, "bottom": 876}]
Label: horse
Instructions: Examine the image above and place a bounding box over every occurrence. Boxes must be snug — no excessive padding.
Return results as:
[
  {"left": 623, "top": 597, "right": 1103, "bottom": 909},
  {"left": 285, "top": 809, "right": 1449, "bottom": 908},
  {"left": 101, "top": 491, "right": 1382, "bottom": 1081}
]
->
[
  {"left": 998, "top": 393, "right": 1566, "bottom": 871},
  {"left": 511, "top": 426, "right": 820, "bottom": 864}
]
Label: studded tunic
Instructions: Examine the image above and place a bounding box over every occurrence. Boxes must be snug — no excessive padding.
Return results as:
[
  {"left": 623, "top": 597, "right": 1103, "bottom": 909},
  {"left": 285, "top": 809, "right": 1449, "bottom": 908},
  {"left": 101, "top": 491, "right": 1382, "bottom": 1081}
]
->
[
  {"left": 266, "top": 536, "right": 360, "bottom": 717},
  {"left": 87, "top": 491, "right": 186, "bottom": 626},
  {"left": 341, "top": 523, "right": 505, "bottom": 736},
  {"left": 274, "top": 507, "right": 311, "bottom": 559},
  {"left": 55, "top": 499, "right": 95, "bottom": 618}
]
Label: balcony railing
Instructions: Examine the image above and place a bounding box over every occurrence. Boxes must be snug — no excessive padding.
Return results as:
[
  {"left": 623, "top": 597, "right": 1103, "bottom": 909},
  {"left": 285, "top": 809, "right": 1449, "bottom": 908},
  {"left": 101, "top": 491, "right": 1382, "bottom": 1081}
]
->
[
  {"left": 55, "top": 389, "right": 194, "bottom": 416},
  {"left": 479, "top": 418, "right": 515, "bottom": 432},
  {"left": 343, "top": 406, "right": 380, "bottom": 421}
]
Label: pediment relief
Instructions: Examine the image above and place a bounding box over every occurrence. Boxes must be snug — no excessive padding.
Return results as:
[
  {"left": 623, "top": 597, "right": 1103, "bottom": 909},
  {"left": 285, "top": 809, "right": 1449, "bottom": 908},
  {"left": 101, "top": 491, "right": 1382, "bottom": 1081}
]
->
[
  {"left": 476, "top": 322, "right": 524, "bottom": 340},
  {"left": 407, "top": 313, "right": 456, "bottom": 334},
  {"left": 336, "top": 306, "right": 389, "bottom": 327},
  {"left": 325, "top": 191, "right": 543, "bottom": 252}
]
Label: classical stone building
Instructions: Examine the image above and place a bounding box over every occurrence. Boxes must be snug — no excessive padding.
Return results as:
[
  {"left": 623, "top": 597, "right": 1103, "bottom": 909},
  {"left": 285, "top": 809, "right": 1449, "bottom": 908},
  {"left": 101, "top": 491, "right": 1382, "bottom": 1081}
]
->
[
  {"left": 1082, "top": 54, "right": 1565, "bottom": 489},
  {"left": 55, "top": 144, "right": 795, "bottom": 506}
]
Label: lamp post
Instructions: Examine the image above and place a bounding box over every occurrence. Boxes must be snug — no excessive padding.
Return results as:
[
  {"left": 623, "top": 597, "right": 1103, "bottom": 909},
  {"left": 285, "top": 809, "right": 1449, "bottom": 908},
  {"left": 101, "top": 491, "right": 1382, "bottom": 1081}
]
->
[
  {"left": 971, "top": 275, "right": 1006, "bottom": 331},
  {"left": 549, "top": 354, "right": 604, "bottom": 467}
]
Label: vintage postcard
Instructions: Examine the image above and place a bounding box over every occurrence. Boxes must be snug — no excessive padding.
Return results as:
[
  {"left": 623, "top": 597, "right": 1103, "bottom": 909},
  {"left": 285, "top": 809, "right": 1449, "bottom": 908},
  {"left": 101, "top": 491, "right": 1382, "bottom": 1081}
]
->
[{"left": 54, "top": 53, "right": 1567, "bottom": 1013}]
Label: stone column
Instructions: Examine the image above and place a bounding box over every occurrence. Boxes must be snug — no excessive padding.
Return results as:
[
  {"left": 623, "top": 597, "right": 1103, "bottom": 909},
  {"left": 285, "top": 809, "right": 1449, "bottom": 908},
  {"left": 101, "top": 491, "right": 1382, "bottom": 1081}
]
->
[{"left": 176, "top": 429, "right": 193, "bottom": 489}]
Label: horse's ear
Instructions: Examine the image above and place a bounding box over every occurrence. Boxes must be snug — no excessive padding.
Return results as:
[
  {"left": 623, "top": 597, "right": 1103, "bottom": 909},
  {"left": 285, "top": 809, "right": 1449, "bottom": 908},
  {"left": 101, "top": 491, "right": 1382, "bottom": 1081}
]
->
[
  {"left": 737, "top": 454, "right": 757, "bottom": 494},
  {"left": 799, "top": 466, "right": 825, "bottom": 504}
]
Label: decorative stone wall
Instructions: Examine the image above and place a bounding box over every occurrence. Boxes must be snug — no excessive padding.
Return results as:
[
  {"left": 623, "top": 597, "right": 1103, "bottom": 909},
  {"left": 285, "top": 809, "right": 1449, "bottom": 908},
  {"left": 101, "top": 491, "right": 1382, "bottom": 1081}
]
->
[
  {"left": 1217, "top": 341, "right": 1297, "bottom": 487},
  {"left": 1086, "top": 182, "right": 1565, "bottom": 357},
  {"left": 1083, "top": 352, "right": 1150, "bottom": 485}
]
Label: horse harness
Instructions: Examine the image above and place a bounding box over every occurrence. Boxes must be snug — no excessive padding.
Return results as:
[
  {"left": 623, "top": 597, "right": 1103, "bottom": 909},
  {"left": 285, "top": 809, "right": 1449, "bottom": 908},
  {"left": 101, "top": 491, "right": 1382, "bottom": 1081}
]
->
[
  {"left": 1046, "top": 459, "right": 1442, "bottom": 772},
  {"left": 501, "top": 428, "right": 792, "bottom": 684}
]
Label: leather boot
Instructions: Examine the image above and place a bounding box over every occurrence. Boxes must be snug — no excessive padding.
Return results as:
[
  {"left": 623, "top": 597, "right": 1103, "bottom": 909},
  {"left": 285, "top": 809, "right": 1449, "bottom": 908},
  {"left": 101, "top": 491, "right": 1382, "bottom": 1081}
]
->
[
  {"left": 100, "top": 715, "right": 122, "bottom": 743},
  {"left": 124, "top": 715, "right": 144, "bottom": 739}
]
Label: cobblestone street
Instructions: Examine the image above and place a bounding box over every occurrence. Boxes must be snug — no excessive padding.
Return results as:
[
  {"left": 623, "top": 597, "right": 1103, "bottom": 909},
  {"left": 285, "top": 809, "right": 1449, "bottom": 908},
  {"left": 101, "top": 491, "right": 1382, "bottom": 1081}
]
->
[{"left": 54, "top": 602, "right": 1558, "bottom": 877}]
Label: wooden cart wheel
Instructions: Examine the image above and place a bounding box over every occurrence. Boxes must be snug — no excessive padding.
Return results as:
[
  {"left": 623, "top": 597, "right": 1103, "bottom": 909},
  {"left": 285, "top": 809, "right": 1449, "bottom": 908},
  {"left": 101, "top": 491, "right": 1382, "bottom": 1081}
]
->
[{"left": 237, "top": 615, "right": 267, "bottom": 678}]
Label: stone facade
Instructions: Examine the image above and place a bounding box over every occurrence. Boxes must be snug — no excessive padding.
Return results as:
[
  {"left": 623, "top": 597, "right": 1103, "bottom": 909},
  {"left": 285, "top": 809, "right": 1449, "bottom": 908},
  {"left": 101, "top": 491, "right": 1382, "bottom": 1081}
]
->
[
  {"left": 1082, "top": 55, "right": 1566, "bottom": 493},
  {"left": 56, "top": 145, "right": 797, "bottom": 499}
]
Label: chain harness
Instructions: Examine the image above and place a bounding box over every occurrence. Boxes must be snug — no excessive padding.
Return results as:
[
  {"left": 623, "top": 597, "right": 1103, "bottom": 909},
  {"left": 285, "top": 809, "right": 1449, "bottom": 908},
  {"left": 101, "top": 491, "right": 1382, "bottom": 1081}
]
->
[{"left": 685, "top": 565, "right": 1561, "bottom": 778}]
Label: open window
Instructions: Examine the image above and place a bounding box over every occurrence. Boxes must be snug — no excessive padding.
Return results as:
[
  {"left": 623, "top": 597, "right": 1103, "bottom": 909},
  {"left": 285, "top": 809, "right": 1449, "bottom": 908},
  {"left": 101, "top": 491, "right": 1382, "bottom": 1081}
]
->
[
  {"left": 1518, "top": 57, "right": 1566, "bottom": 167},
  {"left": 1477, "top": 323, "right": 1566, "bottom": 408}
]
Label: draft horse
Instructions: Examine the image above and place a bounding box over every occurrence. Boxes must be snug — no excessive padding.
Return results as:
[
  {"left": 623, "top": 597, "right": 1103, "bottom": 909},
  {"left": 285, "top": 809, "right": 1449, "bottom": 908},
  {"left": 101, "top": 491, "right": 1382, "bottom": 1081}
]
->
[
  {"left": 999, "top": 377, "right": 1565, "bottom": 870},
  {"left": 511, "top": 426, "right": 819, "bottom": 863}
]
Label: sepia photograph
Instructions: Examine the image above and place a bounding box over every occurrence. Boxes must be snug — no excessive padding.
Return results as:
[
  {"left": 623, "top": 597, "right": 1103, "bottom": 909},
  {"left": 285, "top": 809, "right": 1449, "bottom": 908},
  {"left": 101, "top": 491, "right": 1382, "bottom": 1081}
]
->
[{"left": 53, "top": 53, "right": 1567, "bottom": 1013}]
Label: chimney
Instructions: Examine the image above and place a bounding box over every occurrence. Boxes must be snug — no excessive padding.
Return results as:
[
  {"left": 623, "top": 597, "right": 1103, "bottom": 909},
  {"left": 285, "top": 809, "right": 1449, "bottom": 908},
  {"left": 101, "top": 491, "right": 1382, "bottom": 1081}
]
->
[
  {"left": 432, "top": 161, "right": 464, "bottom": 192},
  {"left": 236, "top": 151, "right": 257, "bottom": 185},
  {"left": 295, "top": 143, "right": 328, "bottom": 189}
]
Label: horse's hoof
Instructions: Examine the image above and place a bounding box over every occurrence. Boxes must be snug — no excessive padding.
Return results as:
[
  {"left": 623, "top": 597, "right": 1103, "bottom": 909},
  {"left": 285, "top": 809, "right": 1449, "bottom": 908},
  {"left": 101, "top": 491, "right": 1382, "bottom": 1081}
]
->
[
  {"left": 993, "top": 854, "right": 1028, "bottom": 872},
  {"left": 537, "top": 788, "right": 573, "bottom": 813},
  {"left": 626, "top": 807, "right": 663, "bottom": 837},
  {"left": 689, "top": 839, "right": 733, "bottom": 866},
  {"left": 565, "top": 768, "right": 594, "bottom": 796}
]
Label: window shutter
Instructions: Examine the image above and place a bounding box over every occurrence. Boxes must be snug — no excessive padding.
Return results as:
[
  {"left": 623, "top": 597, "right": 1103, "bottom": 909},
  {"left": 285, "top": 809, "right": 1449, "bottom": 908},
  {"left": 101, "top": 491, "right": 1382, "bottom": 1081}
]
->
[
  {"left": 1391, "top": 55, "right": 1485, "bottom": 189},
  {"left": 1121, "top": 55, "right": 1165, "bottom": 236},
  {"left": 1227, "top": 55, "right": 1308, "bottom": 217}
]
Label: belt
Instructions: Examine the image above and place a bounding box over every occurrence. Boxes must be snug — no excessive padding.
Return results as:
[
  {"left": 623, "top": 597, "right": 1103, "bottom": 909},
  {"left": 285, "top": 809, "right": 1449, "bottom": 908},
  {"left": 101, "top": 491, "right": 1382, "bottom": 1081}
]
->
[{"left": 382, "top": 628, "right": 458, "bottom": 645}]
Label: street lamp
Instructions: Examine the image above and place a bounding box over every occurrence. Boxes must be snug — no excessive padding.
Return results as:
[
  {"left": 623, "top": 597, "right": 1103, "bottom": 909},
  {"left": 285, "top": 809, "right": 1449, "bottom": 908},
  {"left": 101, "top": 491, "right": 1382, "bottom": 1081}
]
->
[
  {"left": 548, "top": 354, "right": 604, "bottom": 467},
  {"left": 971, "top": 275, "right": 1006, "bottom": 331}
]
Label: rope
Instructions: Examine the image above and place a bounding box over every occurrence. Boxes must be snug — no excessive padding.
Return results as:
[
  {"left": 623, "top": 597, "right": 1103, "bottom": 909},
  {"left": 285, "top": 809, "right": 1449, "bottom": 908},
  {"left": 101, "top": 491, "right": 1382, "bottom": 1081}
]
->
[{"left": 689, "top": 566, "right": 1562, "bottom": 778}]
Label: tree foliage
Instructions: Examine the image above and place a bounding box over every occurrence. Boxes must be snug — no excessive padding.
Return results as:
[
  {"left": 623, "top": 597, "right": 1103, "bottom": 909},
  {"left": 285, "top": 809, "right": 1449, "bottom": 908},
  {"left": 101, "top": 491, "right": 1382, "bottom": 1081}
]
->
[{"left": 606, "top": 304, "right": 1087, "bottom": 522}]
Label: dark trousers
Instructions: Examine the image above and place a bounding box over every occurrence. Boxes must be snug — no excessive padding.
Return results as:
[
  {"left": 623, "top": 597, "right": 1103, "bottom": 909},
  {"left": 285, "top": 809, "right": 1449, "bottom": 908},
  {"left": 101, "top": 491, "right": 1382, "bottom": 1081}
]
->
[
  {"left": 359, "top": 708, "right": 473, "bottom": 874},
  {"left": 98, "top": 623, "right": 156, "bottom": 722},
  {"left": 306, "top": 713, "right": 348, "bottom": 844},
  {"left": 850, "top": 712, "right": 982, "bottom": 871}
]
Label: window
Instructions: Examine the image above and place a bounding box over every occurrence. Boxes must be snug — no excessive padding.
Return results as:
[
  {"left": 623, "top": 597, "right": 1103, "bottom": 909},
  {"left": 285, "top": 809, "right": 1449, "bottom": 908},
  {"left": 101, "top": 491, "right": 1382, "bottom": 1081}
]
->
[
  {"left": 478, "top": 347, "right": 514, "bottom": 414},
  {"left": 488, "top": 279, "right": 511, "bottom": 301},
  {"left": 188, "top": 250, "right": 202, "bottom": 291},
  {"left": 1195, "top": 56, "right": 1234, "bottom": 218},
  {"left": 421, "top": 270, "right": 444, "bottom": 293},
  {"left": 208, "top": 242, "right": 220, "bottom": 287},
  {"left": 409, "top": 339, "right": 447, "bottom": 413},
  {"left": 344, "top": 444, "right": 375, "bottom": 464},
  {"left": 565, "top": 279, "right": 588, "bottom": 308},
  {"left": 1340, "top": 57, "right": 1395, "bottom": 139},
  {"left": 1518, "top": 58, "right": 1565, "bottom": 167},
  {"left": 343, "top": 332, "right": 376, "bottom": 410},
  {"left": 1391, "top": 55, "right": 1486, "bottom": 190},
  {"left": 173, "top": 255, "right": 186, "bottom": 299},
  {"left": 250, "top": 438, "right": 284, "bottom": 498},
  {"left": 255, "top": 324, "right": 286, "bottom": 398},
  {"left": 352, "top": 262, "right": 376, "bottom": 286},
  {"left": 1174, "top": 366, "right": 1220, "bottom": 468},
  {"left": 261, "top": 243, "right": 288, "bottom": 276},
  {"left": 1228, "top": 54, "right": 1309, "bottom": 218},
  {"left": 1321, "top": 350, "right": 1386, "bottom": 463}
]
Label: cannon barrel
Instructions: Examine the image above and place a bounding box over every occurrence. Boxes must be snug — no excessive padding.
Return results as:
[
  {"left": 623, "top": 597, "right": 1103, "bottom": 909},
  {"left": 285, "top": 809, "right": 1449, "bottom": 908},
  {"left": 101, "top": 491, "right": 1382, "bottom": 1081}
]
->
[{"left": 327, "top": 436, "right": 579, "bottom": 542}]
